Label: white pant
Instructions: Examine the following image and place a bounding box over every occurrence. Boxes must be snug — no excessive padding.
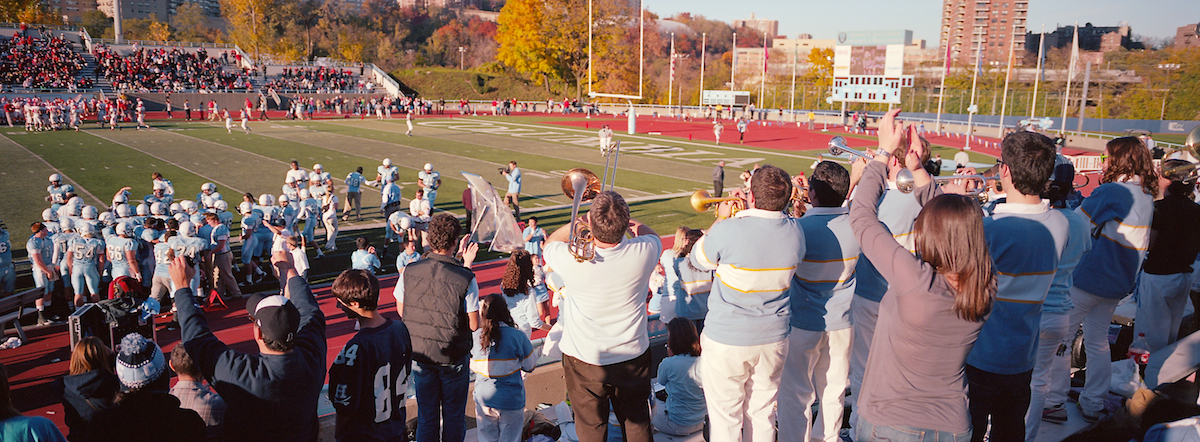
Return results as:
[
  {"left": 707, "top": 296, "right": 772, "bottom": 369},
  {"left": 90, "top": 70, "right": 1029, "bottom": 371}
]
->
[
  {"left": 700, "top": 334, "right": 787, "bottom": 442},
  {"left": 475, "top": 401, "right": 524, "bottom": 442},
  {"left": 1134, "top": 272, "right": 1191, "bottom": 353},
  {"left": 848, "top": 296, "right": 880, "bottom": 425},
  {"left": 1067, "top": 287, "right": 1121, "bottom": 414},
  {"left": 1025, "top": 311, "right": 1071, "bottom": 442},
  {"left": 778, "top": 327, "right": 852, "bottom": 442}
]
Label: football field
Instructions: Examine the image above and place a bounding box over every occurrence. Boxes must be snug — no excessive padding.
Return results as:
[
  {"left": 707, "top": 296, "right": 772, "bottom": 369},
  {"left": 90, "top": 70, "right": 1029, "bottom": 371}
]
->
[{"left": 0, "top": 113, "right": 999, "bottom": 281}]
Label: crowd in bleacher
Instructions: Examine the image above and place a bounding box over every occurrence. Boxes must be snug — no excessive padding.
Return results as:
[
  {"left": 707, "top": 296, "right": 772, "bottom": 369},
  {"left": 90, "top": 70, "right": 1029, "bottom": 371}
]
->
[
  {"left": 92, "top": 45, "right": 254, "bottom": 92},
  {"left": 0, "top": 32, "right": 91, "bottom": 90},
  {"left": 264, "top": 66, "right": 372, "bottom": 93}
]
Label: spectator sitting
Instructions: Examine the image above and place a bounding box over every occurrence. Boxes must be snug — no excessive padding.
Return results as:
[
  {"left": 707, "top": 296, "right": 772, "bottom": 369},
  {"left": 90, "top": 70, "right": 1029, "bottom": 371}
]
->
[
  {"left": 264, "top": 67, "right": 357, "bottom": 93},
  {"left": 653, "top": 318, "right": 706, "bottom": 436},
  {"left": 350, "top": 237, "right": 381, "bottom": 274},
  {"left": 57, "top": 337, "right": 119, "bottom": 441},
  {"left": 85, "top": 333, "right": 205, "bottom": 442},
  {"left": 0, "top": 33, "right": 89, "bottom": 90},
  {"left": 1, "top": 362, "right": 68, "bottom": 441},
  {"left": 169, "top": 345, "right": 226, "bottom": 442}
]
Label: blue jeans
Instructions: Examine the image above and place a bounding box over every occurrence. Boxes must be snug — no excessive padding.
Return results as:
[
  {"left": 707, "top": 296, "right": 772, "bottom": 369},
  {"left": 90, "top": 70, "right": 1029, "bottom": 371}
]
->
[
  {"left": 413, "top": 358, "right": 469, "bottom": 442},
  {"left": 856, "top": 415, "right": 971, "bottom": 442}
]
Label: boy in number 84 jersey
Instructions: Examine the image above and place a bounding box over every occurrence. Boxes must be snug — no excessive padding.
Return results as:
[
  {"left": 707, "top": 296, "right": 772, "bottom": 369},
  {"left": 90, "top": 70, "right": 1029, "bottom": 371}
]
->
[{"left": 328, "top": 269, "right": 412, "bottom": 442}]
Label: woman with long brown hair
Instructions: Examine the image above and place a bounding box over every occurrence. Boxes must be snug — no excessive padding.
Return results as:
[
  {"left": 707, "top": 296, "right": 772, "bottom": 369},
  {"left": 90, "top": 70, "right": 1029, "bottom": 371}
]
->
[
  {"left": 56, "top": 336, "right": 119, "bottom": 439},
  {"left": 470, "top": 294, "right": 536, "bottom": 442},
  {"left": 1067, "top": 136, "right": 1157, "bottom": 422},
  {"left": 849, "top": 109, "right": 995, "bottom": 439},
  {"left": 652, "top": 318, "right": 706, "bottom": 437},
  {"left": 501, "top": 250, "right": 550, "bottom": 337}
]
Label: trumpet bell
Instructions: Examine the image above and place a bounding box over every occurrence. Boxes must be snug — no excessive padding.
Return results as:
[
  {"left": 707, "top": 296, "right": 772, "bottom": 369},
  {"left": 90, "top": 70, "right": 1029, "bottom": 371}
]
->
[
  {"left": 828, "top": 136, "right": 850, "bottom": 156},
  {"left": 562, "top": 168, "right": 602, "bottom": 201}
]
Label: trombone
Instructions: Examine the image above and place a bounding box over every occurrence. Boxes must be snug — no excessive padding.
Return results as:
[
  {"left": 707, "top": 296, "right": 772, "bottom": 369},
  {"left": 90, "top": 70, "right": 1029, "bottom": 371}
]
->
[
  {"left": 559, "top": 142, "right": 622, "bottom": 262},
  {"left": 829, "top": 136, "right": 915, "bottom": 193}
]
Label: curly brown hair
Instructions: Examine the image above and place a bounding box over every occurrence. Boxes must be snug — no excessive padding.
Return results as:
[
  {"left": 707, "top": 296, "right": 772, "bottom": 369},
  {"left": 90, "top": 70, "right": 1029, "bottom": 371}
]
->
[
  {"left": 501, "top": 250, "right": 535, "bottom": 296},
  {"left": 1102, "top": 137, "right": 1159, "bottom": 196},
  {"left": 426, "top": 213, "right": 461, "bottom": 252}
]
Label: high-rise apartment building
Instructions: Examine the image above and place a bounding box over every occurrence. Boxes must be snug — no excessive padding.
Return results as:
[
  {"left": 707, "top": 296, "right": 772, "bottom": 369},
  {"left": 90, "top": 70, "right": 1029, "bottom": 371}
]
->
[
  {"left": 940, "top": 0, "right": 1028, "bottom": 67},
  {"left": 732, "top": 13, "right": 779, "bottom": 39}
]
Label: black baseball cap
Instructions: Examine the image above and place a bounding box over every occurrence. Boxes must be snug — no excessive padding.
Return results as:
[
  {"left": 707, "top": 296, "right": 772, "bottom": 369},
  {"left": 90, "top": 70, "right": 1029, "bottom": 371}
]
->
[{"left": 247, "top": 294, "right": 301, "bottom": 345}]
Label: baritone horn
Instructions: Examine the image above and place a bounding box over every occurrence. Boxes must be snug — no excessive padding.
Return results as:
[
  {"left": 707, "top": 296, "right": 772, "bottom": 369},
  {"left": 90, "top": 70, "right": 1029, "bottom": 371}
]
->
[
  {"left": 559, "top": 142, "right": 622, "bottom": 262},
  {"left": 690, "top": 190, "right": 744, "bottom": 220},
  {"left": 1159, "top": 126, "right": 1200, "bottom": 179},
  {"left": 829, "top": 136, "right": 915, "bottom": 193}
]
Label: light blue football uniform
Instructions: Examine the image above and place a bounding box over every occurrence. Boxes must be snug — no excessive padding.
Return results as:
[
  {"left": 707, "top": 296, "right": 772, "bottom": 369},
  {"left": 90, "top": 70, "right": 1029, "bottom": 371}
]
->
[
  {"left": 168, "top": 236, "right": 207, "bottom": 293},
  {"left": 27, "top": 235, "right": 55, "bottom": 294},
  {"left": 0, "top": 231, "right": 13, "bottom": 294},
  {"left": 69, "top": 236, "right": 105, "bottom": 296},
  {"left": 240, "top": 211, "right": 263, "bottom": 265},
  {"left": 106, "top": 236, "right": 138, "bottom": 279},
  {"left": 345, "top": 172, "right": 365, "bottom": 193},
  {"left": 419, "top": 170, "right": 440, "bottom": 207},
  {"left": 300, "top": 198, "right": 321, "bottom": 242}
]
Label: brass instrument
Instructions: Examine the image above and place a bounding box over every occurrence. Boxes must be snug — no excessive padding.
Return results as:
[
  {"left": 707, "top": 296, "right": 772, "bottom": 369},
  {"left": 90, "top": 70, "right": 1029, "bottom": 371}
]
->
[
  {"left": 898, "top": 174, "right": 1000, "bottom": 202},
  {"left": 830, "top": 136, "right": 915, "bottom": 193},
  {"left": 559, "top": 142, "right": 622, "bottom": 262},
  {"left": 1160, "top": 126, "right": 1200, "bottom": 179},
  {"left": 690, "top": 190, "right": 744, "bottom": 220}
]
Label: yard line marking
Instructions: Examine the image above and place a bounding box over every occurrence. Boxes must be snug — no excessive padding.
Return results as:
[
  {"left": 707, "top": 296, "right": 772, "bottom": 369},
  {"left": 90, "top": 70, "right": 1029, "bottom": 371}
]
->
[
  {"left": 0, "top": 133, "right": 105, "bottom": 206},
  {"left": 87, "top": 131, "right": 247, "bottom": 196},
  {"left": 158, "top": 127, "right": 382, "bottom": 196}
]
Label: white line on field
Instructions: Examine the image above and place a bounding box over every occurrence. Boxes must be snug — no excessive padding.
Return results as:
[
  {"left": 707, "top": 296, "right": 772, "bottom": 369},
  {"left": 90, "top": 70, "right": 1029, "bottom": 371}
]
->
[{"left": 0, "top": 133, "right": 105, "bottom": 206}]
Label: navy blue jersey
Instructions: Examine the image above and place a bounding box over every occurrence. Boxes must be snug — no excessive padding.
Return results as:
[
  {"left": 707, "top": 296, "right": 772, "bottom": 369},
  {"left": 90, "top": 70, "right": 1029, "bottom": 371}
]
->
[{"left": 328, "top": 319, "right": 413, "bottom": 442}]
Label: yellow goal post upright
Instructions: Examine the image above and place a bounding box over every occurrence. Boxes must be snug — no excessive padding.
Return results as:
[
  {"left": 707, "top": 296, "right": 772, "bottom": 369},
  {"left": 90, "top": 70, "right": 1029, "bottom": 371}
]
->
[{"left": 587, "top": 0, "right": 644, "bottom": 134}]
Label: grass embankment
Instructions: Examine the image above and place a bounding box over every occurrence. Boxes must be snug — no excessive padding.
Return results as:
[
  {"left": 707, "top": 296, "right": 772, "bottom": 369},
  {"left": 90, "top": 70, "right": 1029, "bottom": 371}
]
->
[{"left": 391, "top": 67, "right": 558, "bottom": 101}]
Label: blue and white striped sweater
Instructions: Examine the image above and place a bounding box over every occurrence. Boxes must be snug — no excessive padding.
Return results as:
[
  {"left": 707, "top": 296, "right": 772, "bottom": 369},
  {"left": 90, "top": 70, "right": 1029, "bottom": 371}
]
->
[
  {"left": 854, "top": 183, "right": 922, "bottom": 303},
  {"left": 692, "top": 209, "right": 805, "bottom": 346},
  {"left": 1074, "top": 182, "right": 1154, "bottom": 299},
  {"left": 967, "top": 202, "right": 1067, "bottom": 374},
  {"left": 1046, "top": 208, "right": 1092, "bottom": 314},
  {"left": 790, "top": 207, "right": 859, "bottom": 332}
]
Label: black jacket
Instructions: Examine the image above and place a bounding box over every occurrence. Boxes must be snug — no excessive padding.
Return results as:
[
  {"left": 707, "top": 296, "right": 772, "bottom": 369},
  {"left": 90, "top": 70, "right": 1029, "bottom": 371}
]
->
[
  {"left": 85, "top": 390, "right": 205, "bottom": 442},
  {"left": 403, "top": 253, "right": 475, "bottom": 365},
  {"left": 57, "top": 369, "right": 119, "bottom": 441}
]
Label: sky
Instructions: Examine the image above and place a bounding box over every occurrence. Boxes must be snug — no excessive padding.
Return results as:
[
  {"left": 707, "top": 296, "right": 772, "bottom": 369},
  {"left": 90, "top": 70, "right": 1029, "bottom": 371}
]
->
[{"left": 646, "top": 0, "right": 1200, "bottom": 44}]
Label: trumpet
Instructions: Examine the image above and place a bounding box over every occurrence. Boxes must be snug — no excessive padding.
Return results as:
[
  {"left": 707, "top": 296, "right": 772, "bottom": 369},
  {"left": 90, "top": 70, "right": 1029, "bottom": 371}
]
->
[
  {"left": 690, "top": 190, "right": 744, "bottom": 220},
  {"left": 830, "top": 136, "right": 914, "bottom": 193}
]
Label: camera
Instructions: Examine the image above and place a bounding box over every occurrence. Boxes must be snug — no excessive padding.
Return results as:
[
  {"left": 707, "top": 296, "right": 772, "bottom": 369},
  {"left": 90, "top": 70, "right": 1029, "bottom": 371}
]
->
[{"left": 498, "top": 167, "right": 508, "bottom": 174}]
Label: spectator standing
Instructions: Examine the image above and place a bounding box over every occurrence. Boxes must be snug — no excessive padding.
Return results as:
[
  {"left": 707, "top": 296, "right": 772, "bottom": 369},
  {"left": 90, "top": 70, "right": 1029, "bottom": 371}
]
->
[
  {"left": 1025, "top": 157, "right": 1093, "bottom": 437},
  {"left": 329, "top": 269, "right": 413, "bottom": 442},
  {"left": 522, "top": 216, "right": 546, "bottom": 259},
  {"left": 1, "top": 362, "right": 68, "bottom": 442},
  {"left": 169, "top": 345, "right": 226, "bottom": 442},
  {"left": 501, "top": 250, "right": 550, "bottom": 337},
  {"left": 470, "top": 294, "right": 537, "bottom": 442},
  {"left": 86, "top": 333, "right": 206, "bottom": 442},
  {"left": 954, "top": 148, "right": 970, "bottom": 170},
  {"left": 503, "top": 161, "right": 522, "bottom": 220},
  {"left": 406, "top": 111, "right": 414, "bottom": 136},
  {"left": 171, "top": 248, "right": 328, "bottom": 442},
  {"left": 1066, "top": 137, "right": 1156, "bottom": 423},
  {"left": 395, "top": 213, "right": 480, "bottom": 442},
  {"left": 1134, "top": 159, "right": 1200, "bottom": 353},
  {"left": 966, "top": 132, "right": 1067, "bottom": 442},
  {"left": 847, "top": 117, "right": 994, "bottom": 439},
  {"left": 778, "top": 161, "right": 858, "bottom": 442},
  {"left": 545, "top": 191, "right": 661, "bottom": 442},
  {"left": 653, "top": 318, "right": 706, "bottom": 437},
  {"left": 690, "top": 165, "right": 804, "bottom": 442},
  {"left": 712, "top": 161, "right": 725, "bottom": 197},
  {"left": 57, "top": 337, "right": 119, "bottom": 440}
]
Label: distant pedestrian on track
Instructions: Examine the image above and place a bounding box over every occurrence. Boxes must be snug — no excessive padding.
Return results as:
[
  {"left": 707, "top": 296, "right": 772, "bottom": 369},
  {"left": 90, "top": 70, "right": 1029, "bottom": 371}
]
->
[
  {"left": 737, "top": 118, "right": 748, "bottom": 144},
  {"left": 713, "top": 121, "right": 723, "bottom": 145}
]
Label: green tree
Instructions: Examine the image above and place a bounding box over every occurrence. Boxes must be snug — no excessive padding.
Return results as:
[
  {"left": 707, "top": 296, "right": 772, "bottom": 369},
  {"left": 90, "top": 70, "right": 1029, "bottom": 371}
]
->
[
  {"left": 220, "top": 0, "right": 278, "bottom": 62},
  {"left": 80, "top": 10, "right": 112, "bottom": 38},
  {"left": 171, "top": 2, "right": 214, "bottom": 42}
]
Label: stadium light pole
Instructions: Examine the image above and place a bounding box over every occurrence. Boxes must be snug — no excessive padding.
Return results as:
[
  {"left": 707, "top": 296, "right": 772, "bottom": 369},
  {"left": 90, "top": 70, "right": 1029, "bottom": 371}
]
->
[
  {"left": 113, "top": 0, "right": 123, "bottom": 44},
  {"left": 699, "top": 33, "right": 706, "bottom": 112},
  {"left": 458, "top": 47, "right": 465, "bottom": 70},
  {"left": 1158, "top": 63, "right": 1180, "bottom": 120},
  {"left": 965, "top": 27, "right": 983, "bottom": 150}
]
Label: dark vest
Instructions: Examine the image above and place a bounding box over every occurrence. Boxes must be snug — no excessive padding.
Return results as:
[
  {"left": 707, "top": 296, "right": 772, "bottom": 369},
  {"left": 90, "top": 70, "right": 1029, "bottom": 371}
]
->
[{"left": 403, "top": 252, "right": 475, "bottom": 365}]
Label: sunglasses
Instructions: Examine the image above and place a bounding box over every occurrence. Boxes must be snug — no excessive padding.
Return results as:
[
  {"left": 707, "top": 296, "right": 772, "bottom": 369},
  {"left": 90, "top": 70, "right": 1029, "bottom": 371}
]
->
[{"left": 1100, "top": 154, "right": 1109, "bottom": 162}]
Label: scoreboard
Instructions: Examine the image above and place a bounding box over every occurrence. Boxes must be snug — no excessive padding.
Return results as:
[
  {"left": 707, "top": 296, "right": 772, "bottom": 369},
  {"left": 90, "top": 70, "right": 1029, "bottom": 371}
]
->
[{"left": 830, "top": 44, "right": 913, "bottom": 105}]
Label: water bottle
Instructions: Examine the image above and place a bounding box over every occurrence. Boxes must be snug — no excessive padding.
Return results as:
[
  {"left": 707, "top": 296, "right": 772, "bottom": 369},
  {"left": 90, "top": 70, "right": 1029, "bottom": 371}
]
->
[{"left": 1128, "top": 332, "right": 1150, "bottom": 366}]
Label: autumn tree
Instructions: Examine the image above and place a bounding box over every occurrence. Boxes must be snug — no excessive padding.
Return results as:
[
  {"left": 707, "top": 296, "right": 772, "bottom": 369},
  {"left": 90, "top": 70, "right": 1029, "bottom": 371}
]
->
[
  {"left": 220, "top": 0, "right": 279, "bottom": 62},
  {"left": 171, "top": 2, "right": 218, "bottom": 43},
  {"left": 496, "top": 0, "right": 630, "bottom": 97}
]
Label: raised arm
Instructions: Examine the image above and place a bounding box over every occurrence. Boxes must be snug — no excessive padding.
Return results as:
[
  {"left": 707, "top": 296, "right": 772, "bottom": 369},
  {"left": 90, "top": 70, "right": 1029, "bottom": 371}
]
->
[{"left": 849, "top": 161, "right": 933, "bottom": 292}]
